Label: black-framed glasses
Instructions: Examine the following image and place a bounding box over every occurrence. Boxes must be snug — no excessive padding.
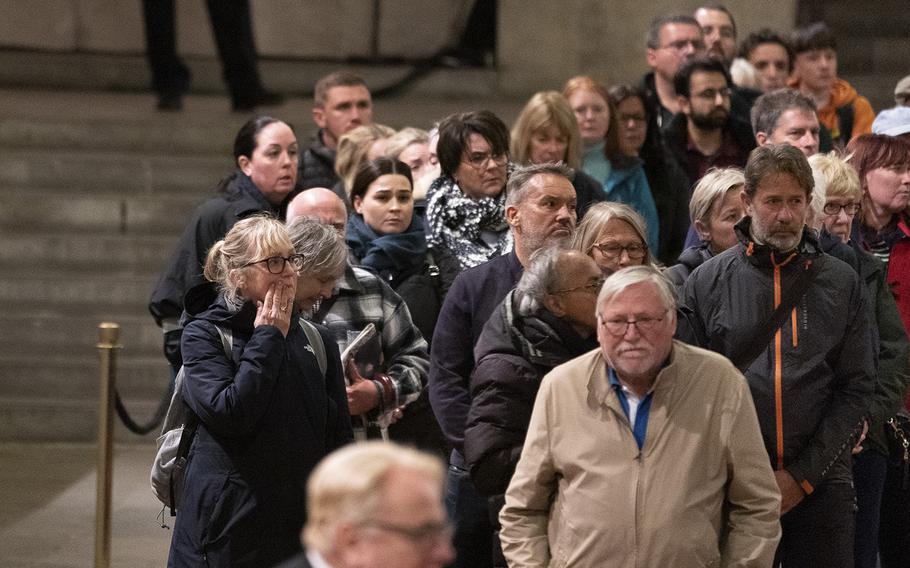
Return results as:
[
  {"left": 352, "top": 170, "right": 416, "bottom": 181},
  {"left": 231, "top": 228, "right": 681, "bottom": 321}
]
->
[
  {"left": 552, "top": 278, "right": 605, "bottom": 295},
  {"left": 241, "top": 254, "right": 304, "bottom": 274},
  {"left": 823, "top": 202, "right": 861, "bottom": 216},
  {"left": 600, "top": 312, "right": 668, "bottom": 336},
  {"left": 660, "top": 38, "right": 705, "bottom": 52},
  {"left": 590, "top": 242, "right": 647, "bottom": 260},
  {"left": 362, "top": 520, "right": 454, "bottom": 548},
  {"left": 462, "top": 152, "right": 508, "bottom": 171}
]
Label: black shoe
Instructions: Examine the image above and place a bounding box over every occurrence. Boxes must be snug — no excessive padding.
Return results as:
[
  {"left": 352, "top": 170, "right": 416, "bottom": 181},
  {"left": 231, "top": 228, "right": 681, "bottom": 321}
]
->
[
  {"left": 232, "top": 90, "right": 285, "bottom": 113},
  {"left": 156, "top": 93, "right": 183, "bottom": 111}
]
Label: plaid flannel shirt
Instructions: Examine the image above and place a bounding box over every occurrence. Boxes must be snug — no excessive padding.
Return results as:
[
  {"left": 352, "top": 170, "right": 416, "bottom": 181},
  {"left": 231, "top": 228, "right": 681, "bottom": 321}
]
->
[{"left": 310, "top": 264, "right": 427, "bottom": 409}]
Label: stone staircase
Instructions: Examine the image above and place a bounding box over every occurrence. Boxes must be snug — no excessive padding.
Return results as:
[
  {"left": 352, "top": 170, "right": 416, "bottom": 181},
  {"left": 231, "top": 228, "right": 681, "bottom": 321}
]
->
[
  {"left": 0, "top": 60, "right": 524, "bottom": 442},
  {"left": 0, "top": 103, "right": 239, "bottom": 442}
]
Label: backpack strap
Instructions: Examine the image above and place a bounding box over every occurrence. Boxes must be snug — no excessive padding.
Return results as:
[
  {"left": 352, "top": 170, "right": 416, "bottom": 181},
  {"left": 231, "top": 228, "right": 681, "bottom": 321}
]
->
[
  {"left": 730, "top": 256, "right": 824, "bottom": 371},
  {"left": 836, "top": 103, "right": 854, "bottom": 145},
  {"left": 299, "top": 317, "right": 328, "bottom": 377}
]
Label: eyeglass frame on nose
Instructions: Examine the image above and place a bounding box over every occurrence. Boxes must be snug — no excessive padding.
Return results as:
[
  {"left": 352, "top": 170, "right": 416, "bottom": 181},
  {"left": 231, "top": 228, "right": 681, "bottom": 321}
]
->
[
  {"left": 822, "top": 202, "right": 861, "bottom": 216},
  {"left": 462, "top": 152, "right": 508, "bottom": 171},
  {"left": 590, "top": 242, "right": 648, "bottom": 260},
  {"left": 361, "top": 519, "right": 454, "bottom": 549},
  {"left": 599, "top": 310, "right": 669, "bottom": 336},
  {"left": 240, "top": 254, "right": 304, "bottom": 274}
]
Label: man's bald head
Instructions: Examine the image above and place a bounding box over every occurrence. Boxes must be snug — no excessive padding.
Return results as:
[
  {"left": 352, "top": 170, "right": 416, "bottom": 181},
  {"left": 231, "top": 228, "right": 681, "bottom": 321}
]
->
[{"left": 286, "top": 187, "right": 348, "bottom": 233}]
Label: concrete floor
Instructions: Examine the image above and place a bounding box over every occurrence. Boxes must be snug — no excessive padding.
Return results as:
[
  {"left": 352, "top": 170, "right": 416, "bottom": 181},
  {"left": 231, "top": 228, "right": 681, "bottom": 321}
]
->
[{"left": 0, "top": 443, "right": 171, "bottom": 567}]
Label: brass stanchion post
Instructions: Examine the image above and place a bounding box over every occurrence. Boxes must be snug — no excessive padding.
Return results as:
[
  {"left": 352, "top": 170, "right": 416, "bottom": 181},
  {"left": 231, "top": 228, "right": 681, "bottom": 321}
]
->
[{"left": 95, "top": 322, "right": 121, "bottom": 568}]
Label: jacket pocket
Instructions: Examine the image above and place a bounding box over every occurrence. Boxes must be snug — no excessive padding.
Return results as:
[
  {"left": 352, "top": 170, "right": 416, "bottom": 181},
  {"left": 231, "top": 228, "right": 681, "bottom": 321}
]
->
[{"left": 203, "top": 474, "right": 260, "bottom": 562}]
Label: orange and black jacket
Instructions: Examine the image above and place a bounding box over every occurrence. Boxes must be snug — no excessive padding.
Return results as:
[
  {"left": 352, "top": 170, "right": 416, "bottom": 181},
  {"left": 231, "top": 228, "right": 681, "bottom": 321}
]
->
[{"left": 680, "top": 217, "right": 875, "bottom": 492}]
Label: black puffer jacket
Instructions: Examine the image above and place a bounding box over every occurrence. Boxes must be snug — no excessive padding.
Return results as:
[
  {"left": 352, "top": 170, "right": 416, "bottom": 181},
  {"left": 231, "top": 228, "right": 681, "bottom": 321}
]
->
[
  {"left": 680, "top": 217, "right": 874, "bottom": 491},
  {"left": 464, "top": 290, "right": 597, "bottom": 567},
  {"left": 465, "top": 291, "right": 597, "bottom": 494}
]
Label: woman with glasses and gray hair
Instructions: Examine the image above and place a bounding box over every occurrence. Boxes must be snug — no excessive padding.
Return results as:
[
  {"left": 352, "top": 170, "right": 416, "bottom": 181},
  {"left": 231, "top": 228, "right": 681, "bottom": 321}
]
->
[
  {"left": 463, "top": 243, "right": 602, "bottom": 568},
  {"left": 665, "top": 168, "right": 746, "bottom": 291},
  {"left": 169, "top": 215, "right": 353, "bottom": 568},
  {"left": 425, "top": 110, "right": 515, "bottom": 291},
  {"left": 571, "top": 201, "right": 655, "bottom": 276}
]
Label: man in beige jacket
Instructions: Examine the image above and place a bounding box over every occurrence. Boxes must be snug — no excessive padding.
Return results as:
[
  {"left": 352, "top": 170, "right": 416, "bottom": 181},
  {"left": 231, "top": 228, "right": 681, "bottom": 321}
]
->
[{"left": 499, "top": 266, "right": 781, "bottom": 567}]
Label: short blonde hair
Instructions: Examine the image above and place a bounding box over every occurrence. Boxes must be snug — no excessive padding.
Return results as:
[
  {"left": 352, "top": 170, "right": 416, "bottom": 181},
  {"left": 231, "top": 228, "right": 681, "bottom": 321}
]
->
[
  {"left": 303, "top": 442, "right": 445, "bottom": 554},
  {"left": 203, "top": 215, "right": 293, "bottom": 309},
  {"left": 510, "top": 91, "right": 582, "bottom": 169},
  {"left": 808, "top": 152, "right": 862, "bottom": 222},
  {"left": 571, "top": 202, "right": 655, "bottom": 267},
  {"left": 334, "top": 123, "right": 396, "bottom": 196},
  {"left": 384, "top": 127, "right": 430, "bottom": 161},
  {"left": 689, "top": 167, "right": 745, "bottom": 226}
]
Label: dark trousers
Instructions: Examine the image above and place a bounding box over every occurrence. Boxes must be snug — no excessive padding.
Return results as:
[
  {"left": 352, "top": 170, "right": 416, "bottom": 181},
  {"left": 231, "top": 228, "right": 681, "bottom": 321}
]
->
[
  {"left": 141, "top": 0, "right": 263, "bottom": 103},
  {"left": 880, "top": 448, "right": 910, "bottom": 568},
  {"left": 853, "top": 450, "right": 887, "bottom": 568},
  {"left": 775, "top": 480, "right": 855, "bottom": 567},
  {"left": 445, "top": 462, "right": 492, "bottom": 568}
]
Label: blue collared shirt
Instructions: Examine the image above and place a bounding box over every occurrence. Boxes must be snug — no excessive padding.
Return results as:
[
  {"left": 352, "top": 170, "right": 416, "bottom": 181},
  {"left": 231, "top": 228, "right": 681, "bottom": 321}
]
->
[{"left": 608, "top": 367, "right": 653, "bottom": 450}]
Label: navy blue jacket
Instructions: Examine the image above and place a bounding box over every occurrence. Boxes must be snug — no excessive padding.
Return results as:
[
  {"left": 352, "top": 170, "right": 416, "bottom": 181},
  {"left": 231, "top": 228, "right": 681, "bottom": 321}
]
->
[
  {"left": 168, "top": 285, "right": 353, "bottom": 568},
  {"left": 428, "top": 251, "right": 523, "bottom": 464}
]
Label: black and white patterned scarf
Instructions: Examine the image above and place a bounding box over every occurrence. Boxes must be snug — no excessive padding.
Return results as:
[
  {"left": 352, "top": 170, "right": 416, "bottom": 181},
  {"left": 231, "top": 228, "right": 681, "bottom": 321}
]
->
[{"left": 425, "top": 166, "right": 514, "bottom": 270}]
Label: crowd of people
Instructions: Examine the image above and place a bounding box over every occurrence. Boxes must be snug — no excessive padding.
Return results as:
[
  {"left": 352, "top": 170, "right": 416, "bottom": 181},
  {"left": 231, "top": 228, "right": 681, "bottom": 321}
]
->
[{"left": 147, "top": 5, "right": 910, "bottom": 568}]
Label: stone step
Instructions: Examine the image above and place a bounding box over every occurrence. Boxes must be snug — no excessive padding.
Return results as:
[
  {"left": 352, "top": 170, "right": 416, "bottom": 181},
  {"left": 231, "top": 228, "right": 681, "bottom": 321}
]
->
[
  {"left": 0, "top": 50, "right": 500, "bottom": 101},
  {"left": 0, "top": 232, "right": 177, "bottom": 270},
  {"left": 0, "top": 353, "right": 170, "bottom": 401},
  {"left": 0, "top": 149, "right": 232, "bottom": 194},
  {"left": 0, "top": 188, "right": 202, "bottom": 235},
  {"left": 0, "top": 397, "right": 162, "bottom": 442},
  {"left": 0, "top": 269, "right": 156, "bottom": 311},
  {"left": 0, "top": 115, "right": 237, "bottom": 155},
  {"left": 0, "top": 312, "right": 164, "bottom": 358}
]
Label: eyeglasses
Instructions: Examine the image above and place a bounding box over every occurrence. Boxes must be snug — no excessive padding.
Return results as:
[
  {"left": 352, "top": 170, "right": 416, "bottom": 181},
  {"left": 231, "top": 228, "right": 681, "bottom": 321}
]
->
[
  {"left": 590, "top": 242, "right": 647, "bottom": 260},
  {"left": 363, "top": 520, "right": 454, "bottom": 549},
  {"left": 600, "top": 312, "right": 668, "bottom": 336},
  {"left": 693, "top": 87, "right": 732, "bottom": 101},
  {"left": 462, "top": 152, "right": 508, "bottom": 171},
  {"left": 552, "top": 278, "right": 605, "bottom": 295},
  {"left": 823, "top": 202, "right": 861, "bottom": 216},
  {"left": 241, "top": 254, "right": 304, "bottom": 274}
]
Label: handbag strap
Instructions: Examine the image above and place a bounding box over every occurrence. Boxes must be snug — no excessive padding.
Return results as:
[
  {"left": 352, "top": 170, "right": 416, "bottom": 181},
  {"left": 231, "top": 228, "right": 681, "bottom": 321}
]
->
[{"left": 731, "top": 256, "right": 824, "bottom": 371}]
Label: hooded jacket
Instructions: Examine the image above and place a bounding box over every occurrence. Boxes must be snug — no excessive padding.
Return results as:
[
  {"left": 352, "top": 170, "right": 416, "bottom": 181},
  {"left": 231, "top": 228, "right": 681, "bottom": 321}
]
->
[
  {"left": 297, "top": 130, "right": 340, "bottom": 191},
  {"left": 665, "top": 242, "right": 715, "bottom": 293},
  {"left": 791, "top": 78, "right": 874, "bottom": 146},
  {"left": 168, "top": 284, "right": 353, "bottom": 568},
  {"left": 465, "top": 290, "right": 598, "bottom": 495},
  {"left": 149, "top": 173, "right": 279, "bottom": 326},
  {"left": 464, "top": 290, "right": 598, "bottom": 567},
  {"left": 680, "top": 217, "right": 875, "bottom": 491}
]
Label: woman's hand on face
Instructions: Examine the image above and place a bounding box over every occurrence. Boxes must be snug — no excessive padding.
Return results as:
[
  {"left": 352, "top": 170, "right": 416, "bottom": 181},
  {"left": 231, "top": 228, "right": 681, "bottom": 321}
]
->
[{"left": 254, "top": 281, "right": 295, "bottom": 336}]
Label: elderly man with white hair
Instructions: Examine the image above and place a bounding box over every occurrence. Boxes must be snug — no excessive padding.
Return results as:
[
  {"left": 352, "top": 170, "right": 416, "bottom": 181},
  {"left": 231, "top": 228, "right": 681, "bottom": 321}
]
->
[
  {"left": 499, "top": 265, "right": 781, "bottom": 567},
  {"left": 276, "top": 441, "right": 454, "bottom": 568}
]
